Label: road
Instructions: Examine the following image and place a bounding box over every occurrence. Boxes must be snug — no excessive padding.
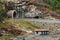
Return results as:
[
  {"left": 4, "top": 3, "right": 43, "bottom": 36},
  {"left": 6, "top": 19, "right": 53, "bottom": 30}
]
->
[
  {"left": 14, "top": 18, "right": 60, "bottom": 23},
  {"left": 13, "top": 34, "right": 60, "bottom": 40}
]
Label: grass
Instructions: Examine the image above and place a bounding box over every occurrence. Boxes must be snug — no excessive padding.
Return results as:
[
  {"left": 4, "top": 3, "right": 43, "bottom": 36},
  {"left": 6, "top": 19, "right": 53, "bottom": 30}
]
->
[
  {"left": 15, "top": 20, "right": 39, "bottom": 29},
  {"left": 0, "top": 19, "right": 41, "bottom": 40},
  {"left": 0, "top": 23, "right": 6, "bottom": 27},
  {"left": 0, "top": 19, "right": 39, "bottom": 40},
  {"left": 0, "top": 19, "right": 39, "bottom": 32},
  {"left": 4, "top": 19, "right": 39, "bottom": 29},
  {"left": 0, "top": 35, "right": 14, "bottom": 40}
]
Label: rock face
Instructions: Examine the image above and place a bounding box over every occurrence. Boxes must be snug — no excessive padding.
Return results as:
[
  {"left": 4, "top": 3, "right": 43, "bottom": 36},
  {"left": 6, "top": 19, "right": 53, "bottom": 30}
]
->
[
  {"left": 6, "top": 0, "right": 19, "bottom": 3},
  {"left": 35, "top": 0, "right": 45, "bottom": 3},
  {"left": 5, "top": 0, "right": 35, "bottom": 3},
  {"left": 27, "top": 20, "right": 60, "bottom": 34}
]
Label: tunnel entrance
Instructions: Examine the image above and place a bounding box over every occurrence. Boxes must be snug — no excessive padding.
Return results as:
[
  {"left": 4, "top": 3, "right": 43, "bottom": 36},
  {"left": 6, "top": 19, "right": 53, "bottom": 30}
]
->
[{"left": 13, "top": 11, "right": 17, "bottom": 18}]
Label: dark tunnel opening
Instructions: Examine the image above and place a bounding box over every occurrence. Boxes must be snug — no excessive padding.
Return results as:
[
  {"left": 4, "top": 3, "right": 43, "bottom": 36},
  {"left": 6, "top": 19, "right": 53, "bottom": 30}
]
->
[{"left": 13, "top": 11, "right": 16, "bottom": 18}]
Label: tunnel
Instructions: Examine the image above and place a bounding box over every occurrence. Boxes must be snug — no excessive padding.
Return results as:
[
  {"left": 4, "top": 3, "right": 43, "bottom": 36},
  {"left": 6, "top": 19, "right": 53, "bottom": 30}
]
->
[
  {"left": 6, "top": 10, "right": 17, "bottom": 18},
  {"left": 13, "top": 11, "right": 17, "bottom": 18}
]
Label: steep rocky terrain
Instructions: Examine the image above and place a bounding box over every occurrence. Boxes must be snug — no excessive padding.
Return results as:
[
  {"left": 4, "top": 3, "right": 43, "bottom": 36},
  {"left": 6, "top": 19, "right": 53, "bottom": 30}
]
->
[{"left": 27, "top": 20, "right": 60, "bottom": 34}]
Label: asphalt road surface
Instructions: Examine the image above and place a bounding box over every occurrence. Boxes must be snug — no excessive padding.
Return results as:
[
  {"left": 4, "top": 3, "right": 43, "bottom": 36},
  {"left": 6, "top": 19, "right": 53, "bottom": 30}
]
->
[{"left": 15, "top": 18, "right": 60, "bottom": 23}]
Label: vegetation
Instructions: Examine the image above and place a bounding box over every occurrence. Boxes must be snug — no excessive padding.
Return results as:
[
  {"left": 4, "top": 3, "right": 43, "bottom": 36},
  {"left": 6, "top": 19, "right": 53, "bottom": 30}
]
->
[
  {"left": 59, "top": 39, "right": 60, "bottom": 40},
  {"left": 0, "top": 23, "right": 5, "bottom": 27},
  {"left": 34, "top": 0, "right": 60, "bottom": 13},
  {"left": 0, "top": 7, "right": 6, "bottom": 22},
  {"left": 0, "top": 1, "right": 6, "bottom": 22},
  {"left": 15, "top": 20, "right": 39, "bottom": 29},
  {"left": 44, "top": 0, "right": 60, "bottom": 13}
]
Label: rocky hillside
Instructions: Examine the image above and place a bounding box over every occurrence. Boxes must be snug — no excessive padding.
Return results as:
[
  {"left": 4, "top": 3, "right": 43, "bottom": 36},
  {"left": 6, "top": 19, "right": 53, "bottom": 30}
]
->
[
  {"left": 27, "top": 20, "right": 60, "bottom": 34},
  {"left": 3, "top": 0, "right": 60, "bottom": 19}
]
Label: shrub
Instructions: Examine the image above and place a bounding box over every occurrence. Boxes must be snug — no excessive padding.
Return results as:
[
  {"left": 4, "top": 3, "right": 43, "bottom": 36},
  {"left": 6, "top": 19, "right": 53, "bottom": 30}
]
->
[{"left": 0, "top": 5, "right": 6, "bottom": 22}]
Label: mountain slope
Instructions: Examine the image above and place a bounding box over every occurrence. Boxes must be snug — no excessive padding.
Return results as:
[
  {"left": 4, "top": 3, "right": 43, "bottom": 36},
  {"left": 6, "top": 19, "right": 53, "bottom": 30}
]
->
[{"left": 34, "top": 0, "right": 60, "bottom": 13}]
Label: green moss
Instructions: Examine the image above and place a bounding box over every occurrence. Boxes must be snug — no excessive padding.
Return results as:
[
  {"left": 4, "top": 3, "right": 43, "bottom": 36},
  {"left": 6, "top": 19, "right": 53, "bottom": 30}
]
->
[
  {"left": 0, "top": 23, "right": 5, "bottom": 27},
  {"left": 55, "top": 9, "right": 60, "bottom": 13},
  {"left": 15, "top": 20, "right": 39, "bottom": 29}
]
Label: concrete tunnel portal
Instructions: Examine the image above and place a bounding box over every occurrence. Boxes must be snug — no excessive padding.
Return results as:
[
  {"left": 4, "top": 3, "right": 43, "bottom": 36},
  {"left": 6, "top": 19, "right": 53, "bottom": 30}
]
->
[{"left": 7, "top": 10, "right": 17, "bottom": 18}]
